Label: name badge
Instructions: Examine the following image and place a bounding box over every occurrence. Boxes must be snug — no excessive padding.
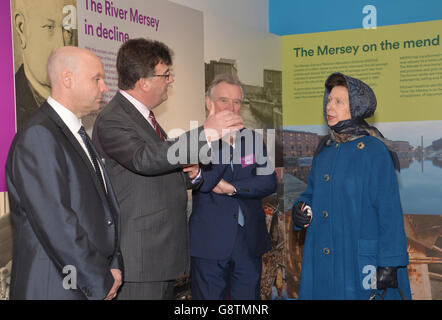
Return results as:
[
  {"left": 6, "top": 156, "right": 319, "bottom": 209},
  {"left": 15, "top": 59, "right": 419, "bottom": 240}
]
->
[{"left": 241, "top": 154, "right": 256, "bottom": 168}]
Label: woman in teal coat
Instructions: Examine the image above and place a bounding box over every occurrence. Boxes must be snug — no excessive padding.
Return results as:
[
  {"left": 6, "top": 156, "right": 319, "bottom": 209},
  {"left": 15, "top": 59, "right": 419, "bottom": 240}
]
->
[{"left": 292, "top": 73, "right": 411, "bottom": 300}]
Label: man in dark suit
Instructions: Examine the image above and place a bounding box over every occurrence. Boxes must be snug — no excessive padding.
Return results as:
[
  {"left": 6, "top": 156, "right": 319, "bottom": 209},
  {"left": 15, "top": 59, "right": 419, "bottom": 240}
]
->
[
  {"left": 6, "top": 46, "right": 123, "bottom": 300},
  {"left": 189, "top": 74, "right": 277, "bottom": 300},
  {"left": 92, "top": 39, "right": 243, "bottom": 300}
]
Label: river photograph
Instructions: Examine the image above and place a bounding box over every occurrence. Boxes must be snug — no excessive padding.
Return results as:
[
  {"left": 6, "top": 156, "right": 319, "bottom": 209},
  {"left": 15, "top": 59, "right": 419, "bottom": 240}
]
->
[{"left": 283, "top": 120, "right": 442, "bottom": 215}]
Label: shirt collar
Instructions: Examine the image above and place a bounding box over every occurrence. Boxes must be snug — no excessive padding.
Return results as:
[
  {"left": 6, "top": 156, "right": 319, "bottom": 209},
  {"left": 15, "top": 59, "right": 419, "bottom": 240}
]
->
[
  {"left": 47, "top": 96, "right": 82, "bottom": 135},
  {"left": 120, "top": 90, "right": 152, "bottom": 121}
]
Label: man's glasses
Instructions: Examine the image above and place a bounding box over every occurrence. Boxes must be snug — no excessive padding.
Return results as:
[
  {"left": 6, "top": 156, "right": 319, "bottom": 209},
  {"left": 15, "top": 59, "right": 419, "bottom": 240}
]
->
[{"left": 152, "top": 72, "right": 173, "bottom": 80}]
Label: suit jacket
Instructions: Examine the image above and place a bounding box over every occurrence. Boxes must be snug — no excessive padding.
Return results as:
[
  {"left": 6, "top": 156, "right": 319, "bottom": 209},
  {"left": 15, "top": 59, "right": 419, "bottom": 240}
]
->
[
  {"left": 92, "top": 92, "right": 203, "bottom": 282},
  {"left": 6, "top": 102, "right": 122, "bottom": 300},
  {"left": 190, "top": 129, "right": 277, "bottom": 260}
]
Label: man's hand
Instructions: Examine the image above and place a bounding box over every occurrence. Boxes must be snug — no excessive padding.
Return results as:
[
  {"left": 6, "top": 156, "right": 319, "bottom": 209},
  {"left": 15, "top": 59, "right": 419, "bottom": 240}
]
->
[
  {"left": 203, "top": 102, "right": 243, "bottom": 141},
  {"left": 183, "top": 164, "right": 200, "bottom": 180},
  {"left": 212, "top": 179, "right": 235, "bottom": 195},
  {"left": 104, "top": 269, "right": 122, "bottom": 300}
]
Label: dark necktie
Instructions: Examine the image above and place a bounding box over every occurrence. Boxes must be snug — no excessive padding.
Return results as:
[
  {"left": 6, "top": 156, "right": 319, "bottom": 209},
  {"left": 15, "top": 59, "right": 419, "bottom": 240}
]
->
[
  {"left": 148, "top": 111, "right": 165, "bottom": 141},
  {"left": 230, "top": 158, "right": 245, "bottom": 227},
  {"left": 78, "top": 126, "right": 106, "bottom": 193}
]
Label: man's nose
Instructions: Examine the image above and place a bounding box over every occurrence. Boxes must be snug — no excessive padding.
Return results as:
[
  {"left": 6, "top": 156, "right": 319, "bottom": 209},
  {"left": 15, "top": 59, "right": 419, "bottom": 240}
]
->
[
  {"left": 226, "top": 100, "right": 235, "bottom": 112},
  {"left": 101, "top": 81, "right": 109, "bottom": 93}
]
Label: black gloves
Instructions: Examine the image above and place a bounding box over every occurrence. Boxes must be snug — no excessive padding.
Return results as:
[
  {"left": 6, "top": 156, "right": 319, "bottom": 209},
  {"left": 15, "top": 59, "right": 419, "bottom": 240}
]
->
[
  {"left": 292, "top": 202, "right": 312, "bottom": 229},
  {"left": 377, "top": 267, "right": 398, "bottom": 290}
]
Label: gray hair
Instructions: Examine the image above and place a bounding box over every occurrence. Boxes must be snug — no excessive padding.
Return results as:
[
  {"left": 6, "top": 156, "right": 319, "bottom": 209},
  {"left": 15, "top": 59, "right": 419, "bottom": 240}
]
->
[{"left": 206, "top": 73, "right": 244, "bottom": 100}]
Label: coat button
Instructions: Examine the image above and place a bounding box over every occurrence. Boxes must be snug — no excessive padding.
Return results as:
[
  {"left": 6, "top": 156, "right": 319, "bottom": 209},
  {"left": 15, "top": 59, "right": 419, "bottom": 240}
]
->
[
  {"left": 233, "top": 213, "right": 238, "bottom": 219},
  {"left": 335, "top": 143, "right": 339, "bottom": 148},
  {"left": 324, "top": 174, "right": 330, "bottom": 182},
  {"left": 106, "top": 219, "right": 113, "bottom": 226},
  {"left": 322, "top": 211, "right": 328, "bottom": 218},
  {"left": 323, "top": 248, "right": 330, "bottom": 255}
]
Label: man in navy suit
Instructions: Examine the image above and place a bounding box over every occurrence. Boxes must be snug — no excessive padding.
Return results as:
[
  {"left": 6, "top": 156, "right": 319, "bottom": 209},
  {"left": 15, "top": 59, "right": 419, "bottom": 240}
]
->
[
  {"left": 189, "top": 74, "right": 277, "bottom": 300},
  {"left": 6, "top": 46, "right": 122, "bottom": 299}
]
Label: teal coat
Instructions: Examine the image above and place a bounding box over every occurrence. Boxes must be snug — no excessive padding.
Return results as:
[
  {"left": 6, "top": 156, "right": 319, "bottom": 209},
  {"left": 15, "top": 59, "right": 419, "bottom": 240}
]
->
[{"left": 295, "top": 136, "right": 411, "bottom": 300}]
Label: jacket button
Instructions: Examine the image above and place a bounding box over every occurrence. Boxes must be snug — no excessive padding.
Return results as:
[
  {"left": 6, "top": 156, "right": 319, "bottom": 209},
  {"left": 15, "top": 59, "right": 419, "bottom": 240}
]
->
[
  {"left": 106, "top": 219, "right": 113, "bottom": 226},
  {"left": 107, "top": 255, "right": 113, "bottom": 261},
  {"left": 322, "top": 211, "right": 328, "bottom": 218},
  {"left": 324, "top": 174, "right": 330, "bottom": 182},
  {"left": 323, "top": 248, "right": 330, "bottom": 255},
  {"left": 233, "top": 213, "right": 238, "bottom": 219}
]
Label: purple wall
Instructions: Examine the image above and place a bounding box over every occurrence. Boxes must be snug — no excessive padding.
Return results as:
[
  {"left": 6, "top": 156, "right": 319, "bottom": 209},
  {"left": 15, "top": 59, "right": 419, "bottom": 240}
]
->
[{"left": 0, "top": 1, "right": 16, "bottom": 191}]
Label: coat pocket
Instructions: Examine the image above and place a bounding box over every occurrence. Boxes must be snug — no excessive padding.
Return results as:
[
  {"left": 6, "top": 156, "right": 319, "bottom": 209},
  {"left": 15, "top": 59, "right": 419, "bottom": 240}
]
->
[{"left": 357, "top": 239, "right": 377, "bottom": 291}]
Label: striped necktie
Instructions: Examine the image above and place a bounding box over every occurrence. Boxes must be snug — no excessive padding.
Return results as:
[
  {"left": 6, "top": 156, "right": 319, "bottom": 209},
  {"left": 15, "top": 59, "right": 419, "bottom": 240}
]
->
[{"left": 148, "top": 111, "right": 165, "bottom": 141}]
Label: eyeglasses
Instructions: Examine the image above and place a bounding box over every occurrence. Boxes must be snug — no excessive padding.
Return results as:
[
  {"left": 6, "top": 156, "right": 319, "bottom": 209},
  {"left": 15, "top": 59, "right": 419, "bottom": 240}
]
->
[{"left": 152, "top": 72, "right": 173, "bottom": 81}]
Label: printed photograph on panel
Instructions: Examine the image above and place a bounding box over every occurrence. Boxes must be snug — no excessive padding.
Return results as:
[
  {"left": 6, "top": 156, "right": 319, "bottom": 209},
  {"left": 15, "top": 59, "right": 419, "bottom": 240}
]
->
[{"left": 12, "top": 0, "right": 78, "bottom": 130}]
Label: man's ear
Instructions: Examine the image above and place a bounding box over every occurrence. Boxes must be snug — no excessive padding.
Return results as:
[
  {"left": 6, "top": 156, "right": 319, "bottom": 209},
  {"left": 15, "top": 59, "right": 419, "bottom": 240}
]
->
[
  {"left": 138, "top": 77, "right": 151, "bottom": 92},
  {"left": 14, "top": 12, "right": 26, "bottom": 50},
  {"left": 205, "top": 95, "right": 212, "bottom": 113},
  {"left": 61, "top": 70, "right": 73, "bottom": 88}
]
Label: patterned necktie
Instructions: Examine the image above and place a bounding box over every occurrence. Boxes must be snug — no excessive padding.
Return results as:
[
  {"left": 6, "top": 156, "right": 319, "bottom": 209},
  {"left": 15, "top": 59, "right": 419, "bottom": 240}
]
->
[
  {"left": 148, "top": 111, "right": 165, "bottom": 141},
  {"left": 78, "top": 126, "right": 106, "bottom": 193}
]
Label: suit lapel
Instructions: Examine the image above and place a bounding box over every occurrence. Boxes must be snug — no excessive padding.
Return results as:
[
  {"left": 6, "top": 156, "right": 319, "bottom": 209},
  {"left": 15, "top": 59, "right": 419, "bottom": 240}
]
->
[
  {"left": 115, "top": 92, "right": 168, "bottom": 141},
  {"left": 40, "top": 102, "right": 109, "bottom": 204},
  {"left": 98, "top": 155, "right": 121, "bottom": 229},
  {"left": 156, "top": 121, "right": 168, "bottom": 140}
]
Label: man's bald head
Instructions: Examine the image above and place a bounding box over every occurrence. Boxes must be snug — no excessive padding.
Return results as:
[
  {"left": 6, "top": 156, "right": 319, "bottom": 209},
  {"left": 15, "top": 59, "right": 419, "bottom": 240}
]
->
[
  {"left": 47, "top": 46, "right": 98, "bottom": 89},
  {"left": 47, "top": 46, "right": 108, "bottom": 118}
]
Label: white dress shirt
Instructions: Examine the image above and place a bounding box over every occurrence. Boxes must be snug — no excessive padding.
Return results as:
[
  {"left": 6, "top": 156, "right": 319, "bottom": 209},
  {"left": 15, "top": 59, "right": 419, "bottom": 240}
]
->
[
  {"left": 47, "top": 96, "right": 107, "bottom": 191},
  {"left": 120, "top": 90, "right": 156, "bottom": 129}
]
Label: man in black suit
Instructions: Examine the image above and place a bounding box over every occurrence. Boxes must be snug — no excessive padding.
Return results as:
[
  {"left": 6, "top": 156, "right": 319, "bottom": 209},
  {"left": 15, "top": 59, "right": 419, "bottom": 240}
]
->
[
  {"left": 6, "top": 46, "right": 123, "bottom": 300},
  {"left": 93, "top": 38, "right": 243, "bottom": 299}
]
